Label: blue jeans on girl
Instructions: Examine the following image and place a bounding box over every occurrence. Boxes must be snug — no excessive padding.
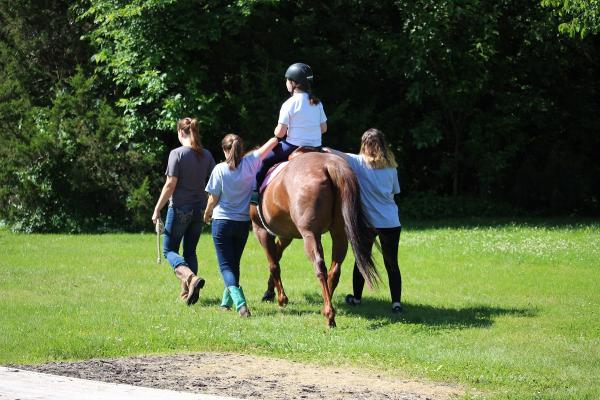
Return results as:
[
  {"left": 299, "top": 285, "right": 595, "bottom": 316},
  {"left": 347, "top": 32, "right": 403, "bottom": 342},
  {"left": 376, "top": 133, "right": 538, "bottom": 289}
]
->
[
  {"left": 162, "top": 202, "right": 205, "bottom": 274},
  {"left": 211, "top": 219, "right": 251, "bottom": 287}
]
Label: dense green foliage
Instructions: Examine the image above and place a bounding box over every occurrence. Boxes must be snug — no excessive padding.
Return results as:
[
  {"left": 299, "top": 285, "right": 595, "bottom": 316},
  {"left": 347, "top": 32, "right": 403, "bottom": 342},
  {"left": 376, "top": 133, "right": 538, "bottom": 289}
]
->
[
  {"left": 1, "top": 1, "right": 599, "bottom": 231},
  {"left": 2, "top": 221, "right": 599, "bottom": 399},
  {"left": 542, "top": 0, "right": 600, "bottom": 37},
  {"left": 0, "top": 1, "right": 156, "bottom": 232},
  {"left": 3, "top": 71, "right": 154, "bottom": 232}
]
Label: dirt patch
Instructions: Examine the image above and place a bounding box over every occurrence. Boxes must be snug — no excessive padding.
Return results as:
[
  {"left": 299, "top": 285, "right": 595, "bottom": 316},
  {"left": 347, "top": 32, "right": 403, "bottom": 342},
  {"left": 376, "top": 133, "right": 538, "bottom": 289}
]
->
[{"left": 15, "top": 352, "right": 463, "bottom": 399}]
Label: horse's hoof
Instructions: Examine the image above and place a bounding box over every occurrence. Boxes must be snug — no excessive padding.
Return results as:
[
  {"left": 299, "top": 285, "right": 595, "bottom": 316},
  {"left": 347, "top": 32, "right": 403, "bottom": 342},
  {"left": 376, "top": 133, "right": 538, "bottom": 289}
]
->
[
  {"left": 278, "top": 296, "right": 289, "bottom": 307},
  {"left": 328, "top": 319, "right": 337, "bottom": 328},
  {"left": 261, "top": 291, "right": 275, "bottom": 302}
]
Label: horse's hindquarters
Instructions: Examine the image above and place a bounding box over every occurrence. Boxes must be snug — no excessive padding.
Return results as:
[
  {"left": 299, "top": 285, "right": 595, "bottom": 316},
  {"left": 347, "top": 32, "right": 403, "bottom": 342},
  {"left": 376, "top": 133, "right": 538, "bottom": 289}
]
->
[{"left": 252, "top": 152, "right": 366, "bottom": 327}]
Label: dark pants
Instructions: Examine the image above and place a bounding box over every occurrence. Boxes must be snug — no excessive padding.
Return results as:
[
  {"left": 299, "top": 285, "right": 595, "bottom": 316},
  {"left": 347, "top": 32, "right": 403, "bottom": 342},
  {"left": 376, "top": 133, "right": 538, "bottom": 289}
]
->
[
  {"left": 352, "top": 226, "right": 402, "bottom": 303},
  {"left": 255, "top": 140, "right": 298, "bottom": 189},
  {"left": 211, "top": 219, "right": 251, "bottom": 287}
]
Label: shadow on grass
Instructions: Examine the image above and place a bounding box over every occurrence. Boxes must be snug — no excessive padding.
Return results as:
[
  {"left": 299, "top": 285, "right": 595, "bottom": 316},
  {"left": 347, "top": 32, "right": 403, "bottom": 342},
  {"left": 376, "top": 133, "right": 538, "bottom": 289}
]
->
[
  {"left": 199, "top": 294, "right": 324, "bottom": 317},
  {"left": 198, "top": 296, "right": 223, "bottom": 307},
  {"left": 200, "top": 291, "right": 537, "bottom": 326},
  {"left": 255, "top": 306, "right": 322, "bottom": 317},
  {"left": 341, "top": 298, "right": 537, "bottom": 330},
  {"left": 255, "top": 293, "right": 323, "bottom": 317},
  {"left": 291, "top": 293, "right": 537, "bottom": 330}
]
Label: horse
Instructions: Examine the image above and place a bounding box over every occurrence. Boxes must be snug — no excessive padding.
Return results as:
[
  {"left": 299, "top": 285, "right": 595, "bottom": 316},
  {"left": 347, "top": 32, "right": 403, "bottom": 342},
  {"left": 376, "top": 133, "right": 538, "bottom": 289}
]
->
[{"left": 250, "top": 151, "right": 379, "bottom": 327}]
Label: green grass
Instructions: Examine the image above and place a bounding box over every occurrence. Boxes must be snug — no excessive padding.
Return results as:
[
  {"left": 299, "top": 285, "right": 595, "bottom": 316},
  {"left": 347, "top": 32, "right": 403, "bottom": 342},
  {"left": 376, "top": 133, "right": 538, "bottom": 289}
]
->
[{"left": 1, "top": 219, "right": 599, "bottom": 399}]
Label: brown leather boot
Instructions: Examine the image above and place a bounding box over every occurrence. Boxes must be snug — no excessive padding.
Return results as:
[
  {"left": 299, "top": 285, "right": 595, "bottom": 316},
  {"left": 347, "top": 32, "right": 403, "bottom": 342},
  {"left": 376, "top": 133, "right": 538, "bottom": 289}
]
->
[
  {"left": 174, "top": 265, "right": 205, "bottom": 306},
  {"left": 179, "top": 279, "right": 189, "bottom": 301}
]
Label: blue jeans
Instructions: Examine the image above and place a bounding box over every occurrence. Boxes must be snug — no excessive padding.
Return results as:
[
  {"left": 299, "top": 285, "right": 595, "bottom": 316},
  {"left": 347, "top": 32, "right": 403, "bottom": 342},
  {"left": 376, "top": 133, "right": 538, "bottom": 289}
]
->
[
  {"left": 163, "top": 202, "right": 205, "bottom": 274},
  {"left": 255, "top": 139, "right": 299, "bottom": 189},
  {"left": 211, "top": 219, "right": 250, "bottom": 287}
]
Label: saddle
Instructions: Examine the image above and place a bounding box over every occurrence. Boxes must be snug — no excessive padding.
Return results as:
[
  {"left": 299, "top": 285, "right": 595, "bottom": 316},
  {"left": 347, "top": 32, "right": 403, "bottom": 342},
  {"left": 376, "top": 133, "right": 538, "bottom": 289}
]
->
[
  {"left": 259, "top": 146, "right": 323, "bottom": 194},
  {"left": 253, "top": 146, "right": 323, "bottom": 236}
]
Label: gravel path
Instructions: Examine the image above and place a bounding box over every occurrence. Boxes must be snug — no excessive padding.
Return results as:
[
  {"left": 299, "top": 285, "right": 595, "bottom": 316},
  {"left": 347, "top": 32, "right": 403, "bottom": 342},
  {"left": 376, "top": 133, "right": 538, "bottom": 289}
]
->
[{"left": 15, "top": 353, "right": 463, "bottom": 400}]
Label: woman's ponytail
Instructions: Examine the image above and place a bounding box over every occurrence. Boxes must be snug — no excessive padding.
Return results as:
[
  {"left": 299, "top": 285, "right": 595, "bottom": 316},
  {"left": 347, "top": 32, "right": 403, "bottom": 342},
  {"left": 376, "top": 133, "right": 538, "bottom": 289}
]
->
[
  {"left": 222, "top": 134, "right": 244, "bottom": 170},
  {"left": 189, "top": 119, "right": 203, "bottom": 155},
  {"left": 177, "top": 117, "right": 203, "bottom": 156}
]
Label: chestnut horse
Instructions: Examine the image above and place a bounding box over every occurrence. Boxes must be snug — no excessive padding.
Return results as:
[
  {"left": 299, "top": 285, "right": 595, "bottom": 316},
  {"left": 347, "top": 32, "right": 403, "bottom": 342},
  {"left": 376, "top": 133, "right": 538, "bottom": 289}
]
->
[{"left": 250, "top": 151, "right": 379, "bottom": 327}]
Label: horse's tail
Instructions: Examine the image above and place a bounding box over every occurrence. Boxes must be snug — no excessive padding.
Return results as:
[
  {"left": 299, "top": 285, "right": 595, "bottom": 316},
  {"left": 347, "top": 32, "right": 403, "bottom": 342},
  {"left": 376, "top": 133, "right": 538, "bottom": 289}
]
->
[{"left": 326, "top": 161, "right": 380, "bottom": 288}]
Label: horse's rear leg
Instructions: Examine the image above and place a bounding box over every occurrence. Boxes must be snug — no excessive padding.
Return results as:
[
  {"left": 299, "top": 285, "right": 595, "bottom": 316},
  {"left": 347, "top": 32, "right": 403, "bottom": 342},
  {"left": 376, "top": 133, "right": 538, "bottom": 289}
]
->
[
  {"left": 328, "top": 229, "right": 348, "bottom": 297},
  {"left": 303, "top": 233, "right": 336, "bottom": 328}
]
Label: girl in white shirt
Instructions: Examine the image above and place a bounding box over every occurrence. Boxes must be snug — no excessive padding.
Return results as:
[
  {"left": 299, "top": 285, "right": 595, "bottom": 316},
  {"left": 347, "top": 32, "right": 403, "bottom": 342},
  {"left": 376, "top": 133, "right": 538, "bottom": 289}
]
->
[{"left": 255, "top": 63, "right": 327, "bottom": 190}]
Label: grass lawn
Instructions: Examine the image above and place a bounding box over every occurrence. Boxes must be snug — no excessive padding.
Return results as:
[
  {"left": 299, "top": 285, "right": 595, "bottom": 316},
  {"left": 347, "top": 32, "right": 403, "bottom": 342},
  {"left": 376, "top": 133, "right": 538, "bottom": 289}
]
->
[{"left": 1, "top": 218, "right": 599, "bottom": 399}]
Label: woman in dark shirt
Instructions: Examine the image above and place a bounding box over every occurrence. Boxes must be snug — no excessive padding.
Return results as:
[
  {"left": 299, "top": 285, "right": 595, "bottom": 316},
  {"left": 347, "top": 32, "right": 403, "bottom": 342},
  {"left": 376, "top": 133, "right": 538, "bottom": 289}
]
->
[{"left": 152, "top": 117, "right": 216, "bottom": 305}]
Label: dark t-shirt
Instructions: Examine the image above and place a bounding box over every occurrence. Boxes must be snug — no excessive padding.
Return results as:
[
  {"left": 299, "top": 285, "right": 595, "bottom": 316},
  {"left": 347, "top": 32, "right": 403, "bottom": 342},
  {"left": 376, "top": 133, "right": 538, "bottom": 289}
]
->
[{"left": 165, "top": 146, "right": 215, "bottom": 208}]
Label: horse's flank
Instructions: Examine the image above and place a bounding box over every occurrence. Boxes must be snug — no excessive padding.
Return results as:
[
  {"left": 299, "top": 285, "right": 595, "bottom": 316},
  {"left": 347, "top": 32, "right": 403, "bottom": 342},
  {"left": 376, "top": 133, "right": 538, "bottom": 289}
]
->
[{"left": 260, "top": 153, "right": 336, "bottom": 239}]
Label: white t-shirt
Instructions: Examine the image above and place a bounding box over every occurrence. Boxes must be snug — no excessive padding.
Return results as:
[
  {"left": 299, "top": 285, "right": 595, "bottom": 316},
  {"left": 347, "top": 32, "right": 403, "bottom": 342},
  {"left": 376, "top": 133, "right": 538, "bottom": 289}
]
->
[
  {"left": 278, "top": 92, "right": 327, "bottom": 147},
  {"left": 205, "top": 152, "right": 262, "bottom": 221},
  {"left": 345, "top": 154, "right": 401, "bottom": 229}
]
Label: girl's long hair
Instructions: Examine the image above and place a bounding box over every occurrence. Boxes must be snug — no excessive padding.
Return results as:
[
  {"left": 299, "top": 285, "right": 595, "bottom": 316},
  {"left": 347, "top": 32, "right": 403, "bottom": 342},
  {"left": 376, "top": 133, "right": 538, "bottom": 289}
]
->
[
  {"left": 359, "top": 128, "right": 397, "bottom": 169},
  {"left": 177, "top": 117, "right": 203, "bottom": 155},
  {"left": 290, "top": 81, "right": 320, "bottom": 105},
  {"left": 222, "top": 134, "right": 244, "bottom": 170}
]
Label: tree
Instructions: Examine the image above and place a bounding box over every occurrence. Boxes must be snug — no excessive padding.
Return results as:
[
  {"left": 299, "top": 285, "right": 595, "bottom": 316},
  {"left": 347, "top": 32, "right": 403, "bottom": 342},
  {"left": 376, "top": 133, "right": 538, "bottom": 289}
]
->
[
  {"left": 542, "top": 0, "right": 600, "bottom": 37},
  {"left": 4, "top": 71, "right": 153, "bottom": 232},
  {"left": 0, "top": 1, "right": 156, "bottom": 231},
  {"left": 2, "top": 0, "right": 599, "bottom": 231}
]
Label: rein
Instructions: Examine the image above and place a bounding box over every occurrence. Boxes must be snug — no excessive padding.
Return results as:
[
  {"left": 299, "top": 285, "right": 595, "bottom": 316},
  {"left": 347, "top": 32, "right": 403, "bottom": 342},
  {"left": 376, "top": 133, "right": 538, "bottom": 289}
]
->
[{"left": 155, "top": 218, "right": 164, "bottom": 264}]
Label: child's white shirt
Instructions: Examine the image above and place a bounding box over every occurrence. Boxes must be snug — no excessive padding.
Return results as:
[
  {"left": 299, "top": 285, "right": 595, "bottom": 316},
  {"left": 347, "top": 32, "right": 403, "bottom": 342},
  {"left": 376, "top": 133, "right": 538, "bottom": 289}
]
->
[{"left": 278, "top": 92, "right": 326, "bottom": 147}]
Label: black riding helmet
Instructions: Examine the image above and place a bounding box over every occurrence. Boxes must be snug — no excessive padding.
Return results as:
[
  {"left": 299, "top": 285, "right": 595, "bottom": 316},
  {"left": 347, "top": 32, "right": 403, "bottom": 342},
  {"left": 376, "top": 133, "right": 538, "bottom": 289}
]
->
[{"left": 284, "top": 63, "right": 313, "bottom": 87}]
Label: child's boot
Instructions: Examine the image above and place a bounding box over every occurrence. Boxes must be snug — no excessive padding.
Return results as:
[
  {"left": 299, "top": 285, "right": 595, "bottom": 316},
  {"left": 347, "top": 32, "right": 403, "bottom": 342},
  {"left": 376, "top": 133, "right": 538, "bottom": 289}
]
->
[{"left": 179, "top": 279, "right": 189, "bottom": 301}]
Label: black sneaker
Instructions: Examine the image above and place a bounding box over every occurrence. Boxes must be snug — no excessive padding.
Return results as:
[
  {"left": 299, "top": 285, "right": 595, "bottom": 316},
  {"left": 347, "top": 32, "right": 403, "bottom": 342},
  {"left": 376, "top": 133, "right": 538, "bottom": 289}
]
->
[
  {"left": 345, "top": 294, "right": 361, "bottom": 306},
  {"left": 392, "top": 302, "right": 403, "bottom": 313}
]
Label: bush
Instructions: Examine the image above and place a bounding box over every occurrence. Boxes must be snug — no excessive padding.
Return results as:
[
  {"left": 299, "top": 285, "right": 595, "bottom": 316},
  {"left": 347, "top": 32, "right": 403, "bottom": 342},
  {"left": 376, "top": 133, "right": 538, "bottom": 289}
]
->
[
  {"left": 0, "top": 70, "right": 157, "bottom": 232},
  {"left": 126, "top": 177, "right": 154, "bottom": 230}
]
